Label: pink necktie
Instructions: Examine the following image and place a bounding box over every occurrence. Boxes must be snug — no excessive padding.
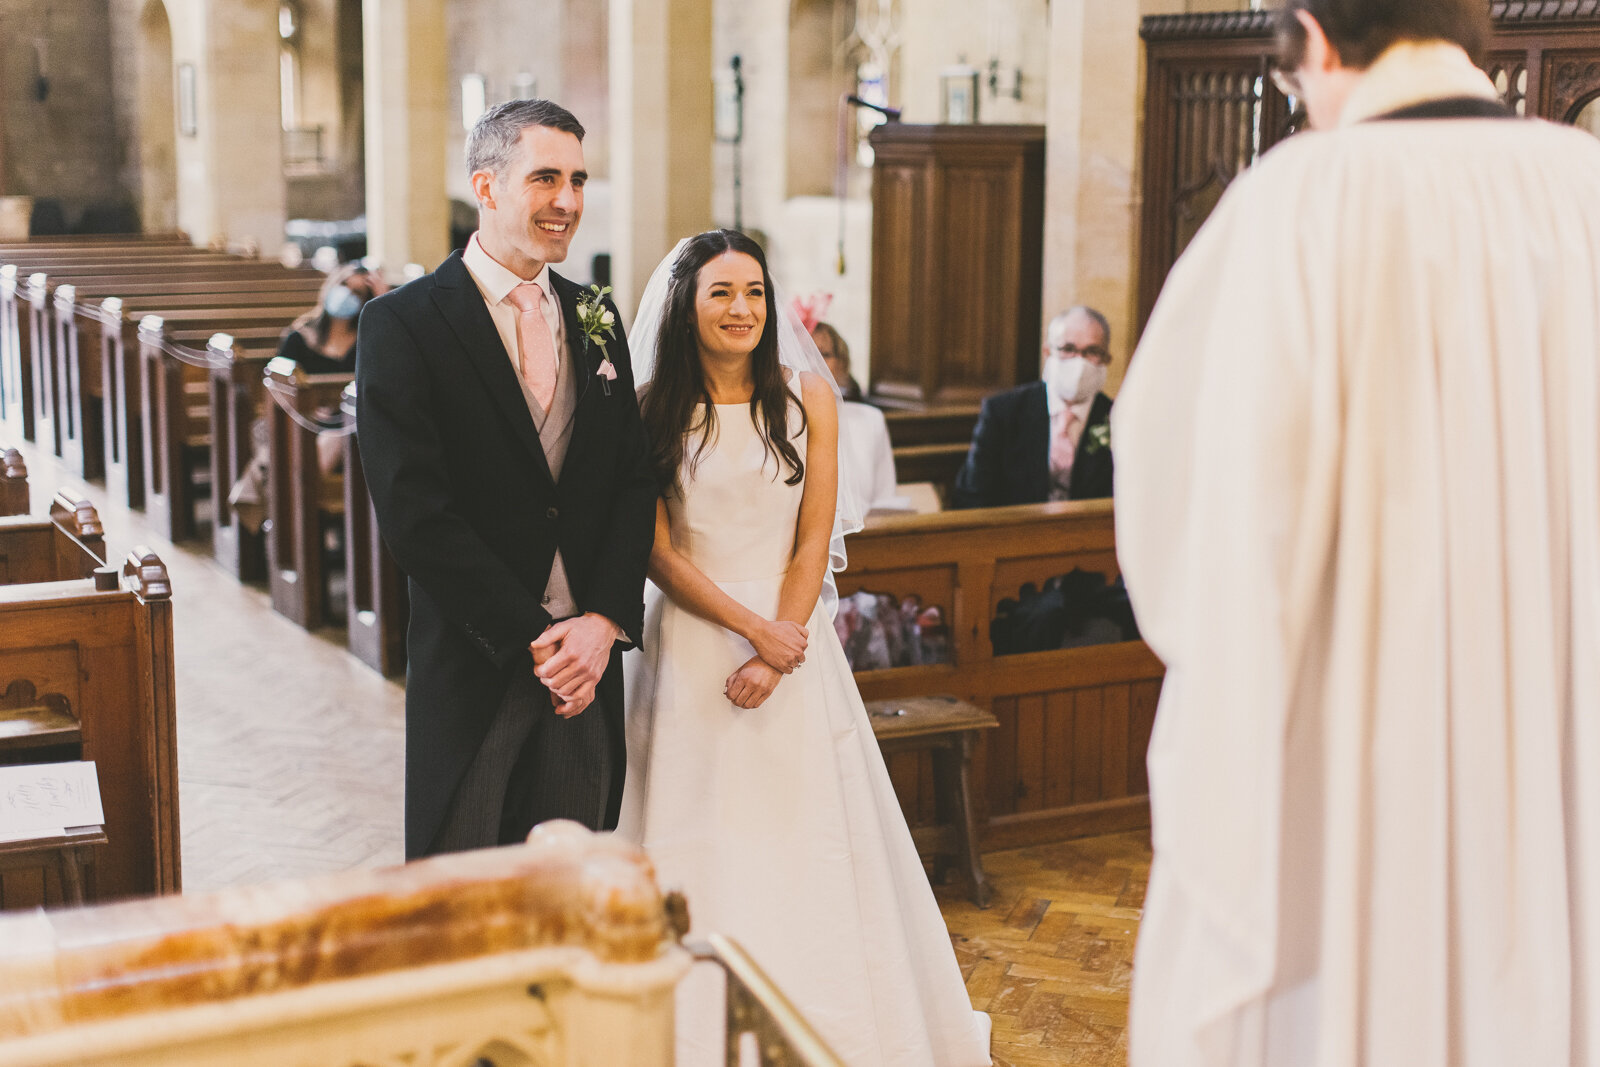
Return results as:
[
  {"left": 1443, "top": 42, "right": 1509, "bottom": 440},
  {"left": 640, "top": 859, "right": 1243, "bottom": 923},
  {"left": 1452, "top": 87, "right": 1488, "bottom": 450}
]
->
[
  {"left": 505, "top": 281, "right": 558, "bottom": 411},
  {"left": 1049, "top": 408, "right": 1078, "bottom": 501}
]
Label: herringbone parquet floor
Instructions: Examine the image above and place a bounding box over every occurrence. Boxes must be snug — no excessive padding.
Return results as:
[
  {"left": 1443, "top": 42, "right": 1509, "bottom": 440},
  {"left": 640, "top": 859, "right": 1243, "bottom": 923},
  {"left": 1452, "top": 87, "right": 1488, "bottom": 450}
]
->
[
  {"left": 937, "top": 832, "right": 1150, "bottom": 1066},
  {"left": 14, "top": 435, "right": 1151, "bottom": 1064}
]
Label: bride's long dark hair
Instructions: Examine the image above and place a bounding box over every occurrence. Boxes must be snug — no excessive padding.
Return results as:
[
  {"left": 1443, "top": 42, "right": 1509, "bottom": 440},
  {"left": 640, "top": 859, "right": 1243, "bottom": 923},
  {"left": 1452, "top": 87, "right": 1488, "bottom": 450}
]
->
[{"left": 639, "top": 229, "right": 807, "bottom": 491}]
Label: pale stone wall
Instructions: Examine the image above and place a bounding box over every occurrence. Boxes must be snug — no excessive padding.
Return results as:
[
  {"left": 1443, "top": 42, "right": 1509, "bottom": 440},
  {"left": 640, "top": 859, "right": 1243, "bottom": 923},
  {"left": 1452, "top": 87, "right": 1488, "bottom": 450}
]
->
[
  {"left": 1041, "top": 0, "right": 1258, "bottom": 394},
  {"left": 896, "top": 0, "right": 1049, "bottom": 126},
  {"left": 0, "top": 0, "right": 127, "bottom": 228},
  {"left": 609, "top": 0, "right": 714, "bottom": 318},
  {"left": 441, "top": 0, "right": 609, "bottom": 282}
]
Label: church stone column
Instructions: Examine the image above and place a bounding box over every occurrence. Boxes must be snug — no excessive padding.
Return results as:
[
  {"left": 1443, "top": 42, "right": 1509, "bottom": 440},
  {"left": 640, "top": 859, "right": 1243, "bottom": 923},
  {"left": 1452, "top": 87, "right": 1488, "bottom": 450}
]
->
[
  {"left": 165, "top": 0, "right": 285, "bottom": 249},
  {"left": 363, "top": 0, "right": 450, "bottom": 273},
  {"left": 1041, "top": 0, "right": 1189, "bottom": 391},
  {"left": 207, "top": 0, "right": 286, "bottom": 251},
  {"left": 609, "top": 0, "right": 714, "bottom": 321}
]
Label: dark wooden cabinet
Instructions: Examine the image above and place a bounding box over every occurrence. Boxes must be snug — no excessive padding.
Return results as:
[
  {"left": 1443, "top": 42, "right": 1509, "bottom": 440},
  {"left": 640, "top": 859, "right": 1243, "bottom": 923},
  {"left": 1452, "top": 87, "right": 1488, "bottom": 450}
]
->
[{"left": 868, "top": 124, "right": 1045, "bottom": 409}]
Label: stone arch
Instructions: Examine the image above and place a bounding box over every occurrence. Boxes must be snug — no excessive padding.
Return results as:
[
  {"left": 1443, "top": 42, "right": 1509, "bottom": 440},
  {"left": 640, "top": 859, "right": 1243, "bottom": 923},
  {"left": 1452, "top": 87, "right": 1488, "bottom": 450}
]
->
[{"left": 137, "top": 0, "right": 179, "bottom": 231}]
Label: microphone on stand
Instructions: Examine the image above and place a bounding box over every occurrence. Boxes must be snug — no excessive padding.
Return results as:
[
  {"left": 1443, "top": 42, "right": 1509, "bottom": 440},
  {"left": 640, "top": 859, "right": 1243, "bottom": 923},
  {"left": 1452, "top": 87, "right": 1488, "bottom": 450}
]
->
[{"left": 835, "top": 95, "right": 902, "bottom": 274}]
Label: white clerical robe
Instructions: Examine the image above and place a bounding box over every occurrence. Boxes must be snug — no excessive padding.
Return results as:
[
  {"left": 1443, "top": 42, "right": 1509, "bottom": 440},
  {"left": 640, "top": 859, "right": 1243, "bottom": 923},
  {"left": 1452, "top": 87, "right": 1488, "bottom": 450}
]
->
[{"left": 1115, "top": 42, "right": 1600, "bottom": 1067}]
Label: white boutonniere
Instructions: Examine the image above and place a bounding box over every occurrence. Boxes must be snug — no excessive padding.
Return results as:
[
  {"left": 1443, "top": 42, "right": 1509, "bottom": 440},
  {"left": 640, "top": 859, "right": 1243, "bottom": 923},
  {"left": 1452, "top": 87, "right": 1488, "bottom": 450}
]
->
[
  {"left": 1085, "top": 423, "right": 1111, "bottom": 455},
  {"left": 576, "top": 284, "right": 618, "bottom": 394}
]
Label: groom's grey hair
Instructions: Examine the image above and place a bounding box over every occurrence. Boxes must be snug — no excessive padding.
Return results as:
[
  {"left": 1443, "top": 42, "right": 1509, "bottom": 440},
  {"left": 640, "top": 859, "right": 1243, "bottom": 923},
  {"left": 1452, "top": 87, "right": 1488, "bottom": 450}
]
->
[{"left": 466, "top": 99, "right": 586, "bottom": 179}]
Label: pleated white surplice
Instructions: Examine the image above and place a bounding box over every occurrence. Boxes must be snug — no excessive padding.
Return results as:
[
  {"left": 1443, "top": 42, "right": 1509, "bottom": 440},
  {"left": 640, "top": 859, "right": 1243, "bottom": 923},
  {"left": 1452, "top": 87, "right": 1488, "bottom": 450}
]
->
[{"left": 1114, "top": 78, "right": 1600, "bottom": 1067}]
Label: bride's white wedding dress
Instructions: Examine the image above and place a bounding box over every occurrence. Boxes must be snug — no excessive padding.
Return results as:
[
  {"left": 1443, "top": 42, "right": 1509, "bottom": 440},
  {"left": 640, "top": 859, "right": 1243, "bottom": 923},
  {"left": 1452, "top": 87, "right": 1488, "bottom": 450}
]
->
[{"left": 617, "top": 386, "right": 991, "bottom": 1066}]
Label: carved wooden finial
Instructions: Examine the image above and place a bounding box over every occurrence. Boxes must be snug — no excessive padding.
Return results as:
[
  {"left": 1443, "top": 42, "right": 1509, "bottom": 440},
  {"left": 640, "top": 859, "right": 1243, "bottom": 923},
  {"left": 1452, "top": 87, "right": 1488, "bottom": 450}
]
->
[
  {"left": 265, "top": 354, "right": 309, "bottom": 386},
  {"left": 2, "top": 448, "right": 25, "bottom": 481},
  {"left": 50, "top": 487, "right": 102, "bottom": 538},
  {"left": 124, "top": 546, "right": 172, "bottom": 600}
]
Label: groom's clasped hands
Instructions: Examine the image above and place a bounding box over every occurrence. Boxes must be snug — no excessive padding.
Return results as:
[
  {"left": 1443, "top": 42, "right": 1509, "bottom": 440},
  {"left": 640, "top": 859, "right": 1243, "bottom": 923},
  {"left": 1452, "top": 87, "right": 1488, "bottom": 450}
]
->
[
  {"left": 530, "top": 613, "right": 624, "bottom": 718},
  {"left": 726, "top": 618, "right": 809, "bottom": 710}
]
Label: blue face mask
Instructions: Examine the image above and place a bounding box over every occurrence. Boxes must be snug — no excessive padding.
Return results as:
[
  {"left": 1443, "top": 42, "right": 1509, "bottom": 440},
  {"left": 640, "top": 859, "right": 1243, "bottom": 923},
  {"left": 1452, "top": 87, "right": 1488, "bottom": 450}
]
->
[{"left": 324, "top": 284, "right": 363, "bottom": 321}]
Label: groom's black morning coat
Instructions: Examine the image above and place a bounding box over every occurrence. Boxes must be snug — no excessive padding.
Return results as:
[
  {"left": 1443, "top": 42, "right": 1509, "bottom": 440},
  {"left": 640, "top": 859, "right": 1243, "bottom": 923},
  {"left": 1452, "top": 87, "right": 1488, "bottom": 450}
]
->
[{"left": 355, "top": 251, "right": 657, "bottom": 859}]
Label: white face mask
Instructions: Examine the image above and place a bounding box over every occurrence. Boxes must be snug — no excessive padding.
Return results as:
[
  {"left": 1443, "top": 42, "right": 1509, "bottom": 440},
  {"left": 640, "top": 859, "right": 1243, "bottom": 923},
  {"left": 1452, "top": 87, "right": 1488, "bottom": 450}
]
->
[{"left": 1048, "top": 355, "right": 1106, "bottom": 405}]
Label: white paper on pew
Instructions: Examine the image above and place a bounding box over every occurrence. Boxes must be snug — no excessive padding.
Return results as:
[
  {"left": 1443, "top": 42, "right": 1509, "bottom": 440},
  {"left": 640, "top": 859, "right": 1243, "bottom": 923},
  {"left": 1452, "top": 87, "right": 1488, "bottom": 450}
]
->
[{"left": 0, "top": 761, "right": 105, "bottom": 843}]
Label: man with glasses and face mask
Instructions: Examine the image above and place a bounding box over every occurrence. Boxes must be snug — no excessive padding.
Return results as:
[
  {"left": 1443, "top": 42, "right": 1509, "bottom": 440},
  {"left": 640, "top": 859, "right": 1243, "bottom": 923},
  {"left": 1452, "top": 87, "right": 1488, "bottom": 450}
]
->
[
  {"left": 951, "top": 305, "right": 1114, "bottom": 509},
  {"left": 1114, "top": 1, "right": 1600, "bottom": 1064}
]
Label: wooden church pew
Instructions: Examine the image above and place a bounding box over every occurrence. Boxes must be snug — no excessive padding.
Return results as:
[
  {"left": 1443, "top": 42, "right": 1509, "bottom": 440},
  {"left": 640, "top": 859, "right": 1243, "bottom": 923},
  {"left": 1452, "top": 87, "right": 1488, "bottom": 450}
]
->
[
  {"left": 50, "top": 278, "right": 322, "bottom": 483},
  {"left": 136, "top": 307, "right": 307, "bottom": 542},
  {"left": 0, "top": 498, "right": 179, "bottom": 907},
  {"left": 264, "top": 357, "right": 352, "bottom": 630},
  {"left": 0, "top": 828, "right": 699, "bottom": 1067},
  {"left": 882, "top": 405, "right": 980, "bottom": 449},
  {"left": 340, "top": 383, "right": 408, "bottom": 676},
  {"left": 0, "top": 487, "right": 105, "bottom": 586},
  {"left": 840, "top": 499, "right": 1164, "bottom": 851},
  {"left": 1, "top": 259, "right": 298, "bottom": 445},
  {"left": 0, "top": 447, "right": 24, "bottom": 516},
  {"left": 107, "top": 320, "right": 283, "bottom": 512},
  {"left": 881, "top": 406, "right": 979, "bottom": 503},
  {"left": 0, "top": 233, "right": 191, "bottom": 250},
  {"left": 207, "top": 335, "right": 276, "bottom": 582}
]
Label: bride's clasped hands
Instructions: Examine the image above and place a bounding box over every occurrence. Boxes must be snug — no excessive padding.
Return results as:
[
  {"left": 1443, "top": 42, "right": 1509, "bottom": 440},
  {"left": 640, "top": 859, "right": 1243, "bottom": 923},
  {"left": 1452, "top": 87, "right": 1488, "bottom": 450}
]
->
[{"left": 728, "top": 616, "right": 808, "bottom": 708}]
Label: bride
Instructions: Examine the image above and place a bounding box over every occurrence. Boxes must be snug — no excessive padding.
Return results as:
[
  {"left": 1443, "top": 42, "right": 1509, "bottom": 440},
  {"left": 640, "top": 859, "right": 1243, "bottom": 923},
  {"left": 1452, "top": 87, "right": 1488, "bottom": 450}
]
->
[{"left": 616, "top": 229, "right": 991, "bottom": 1066}]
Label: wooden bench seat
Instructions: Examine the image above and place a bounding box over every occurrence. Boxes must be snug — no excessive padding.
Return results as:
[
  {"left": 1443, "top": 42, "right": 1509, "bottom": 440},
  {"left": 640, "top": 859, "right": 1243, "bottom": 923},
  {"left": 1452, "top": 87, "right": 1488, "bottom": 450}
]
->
[
  {"left": 0, "top": 447, "right": 24, "bottom": 516},
  {"left": 891, "top": 440, "right": 969, "bottom": 494},
  {"left": 1, "top": 260, "right": 308, "bottom": 444},
  {"left": 137, "top": 308, "right": 309, "bottom": 541},
  {"left": 0, "top": 488, "right": 105, "bottom": 585},
  {"left": 51, "top": 288, "right": 311, "bottom": 482},
  {"left": 882, "top": 405, "right": 980, "bottom": 448},
  {"left": 0, "top": 490, "right": 178, "bottom": 908},
  {"left": 264, "top": 357, "right": 353, "bottom": 630},
  {"left": 340, "top": 383, "right": 408, "bottom": 676}
]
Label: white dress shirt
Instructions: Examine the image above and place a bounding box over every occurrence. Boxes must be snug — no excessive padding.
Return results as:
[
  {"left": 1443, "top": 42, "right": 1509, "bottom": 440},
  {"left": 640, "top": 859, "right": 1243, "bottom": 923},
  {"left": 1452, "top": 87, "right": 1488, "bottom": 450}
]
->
[{"left": 461, "top": 232, "right": 565, "bottom": 375}]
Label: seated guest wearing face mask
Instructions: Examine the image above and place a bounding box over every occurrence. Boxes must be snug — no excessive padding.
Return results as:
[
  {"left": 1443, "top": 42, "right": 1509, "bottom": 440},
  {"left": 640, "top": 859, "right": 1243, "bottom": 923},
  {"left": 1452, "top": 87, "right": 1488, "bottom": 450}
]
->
[
  {"left": 276, "top": 263, "right": 388, "bottom": 374},
  {"left": 231, "top": 265, "right": 392, "bottom": 529},
  {"left": 951, "top": 306, "right": 1114, "bottom": 509}
]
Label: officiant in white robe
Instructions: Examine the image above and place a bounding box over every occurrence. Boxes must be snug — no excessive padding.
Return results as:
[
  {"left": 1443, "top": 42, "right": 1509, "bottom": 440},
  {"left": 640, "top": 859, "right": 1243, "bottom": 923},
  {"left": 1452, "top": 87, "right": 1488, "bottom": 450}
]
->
[{"left": 1113, "top": 4, "right": 1600, "bottom": 1064}]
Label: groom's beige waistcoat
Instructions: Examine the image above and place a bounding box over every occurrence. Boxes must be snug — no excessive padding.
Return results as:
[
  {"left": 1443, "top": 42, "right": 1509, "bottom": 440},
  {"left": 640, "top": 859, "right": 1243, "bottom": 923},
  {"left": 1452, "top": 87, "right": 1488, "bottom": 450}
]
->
[{"left": 518, "top": 342, "right": 579, "bottom": 619}]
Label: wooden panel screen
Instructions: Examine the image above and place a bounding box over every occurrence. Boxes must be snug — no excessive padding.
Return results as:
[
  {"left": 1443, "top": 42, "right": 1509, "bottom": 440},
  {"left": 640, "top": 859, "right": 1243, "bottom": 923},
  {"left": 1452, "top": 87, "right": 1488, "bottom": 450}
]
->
[
  {"left": 1137, "top": 3, "right": 1600, "bottom": 337},
  {"left": 868, "top": 124, "right": 1046, "bottom": 409},
  {"left": 840, "top": 501, "right": 1165, "bottom": 849}
]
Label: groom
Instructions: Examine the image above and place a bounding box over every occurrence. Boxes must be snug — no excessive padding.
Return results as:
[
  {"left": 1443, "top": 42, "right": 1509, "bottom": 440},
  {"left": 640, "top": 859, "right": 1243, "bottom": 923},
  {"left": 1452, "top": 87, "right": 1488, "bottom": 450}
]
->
[{"left": 356, "top": 99, "right": 657, "bottom": 859}]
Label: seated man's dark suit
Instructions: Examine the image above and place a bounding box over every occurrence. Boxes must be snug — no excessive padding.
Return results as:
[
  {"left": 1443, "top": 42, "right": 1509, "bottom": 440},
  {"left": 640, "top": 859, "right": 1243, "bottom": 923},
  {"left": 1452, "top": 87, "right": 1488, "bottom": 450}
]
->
[{"left": 951, "top": 381, "right": 1113, "bottom": 509}]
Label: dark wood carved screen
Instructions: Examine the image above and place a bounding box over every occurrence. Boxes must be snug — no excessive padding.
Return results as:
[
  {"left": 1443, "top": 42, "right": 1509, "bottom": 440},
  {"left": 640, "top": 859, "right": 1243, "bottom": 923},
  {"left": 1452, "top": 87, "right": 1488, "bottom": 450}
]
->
[{"left": 1137, "top": 3, "right": 1600, "bottom": 336}]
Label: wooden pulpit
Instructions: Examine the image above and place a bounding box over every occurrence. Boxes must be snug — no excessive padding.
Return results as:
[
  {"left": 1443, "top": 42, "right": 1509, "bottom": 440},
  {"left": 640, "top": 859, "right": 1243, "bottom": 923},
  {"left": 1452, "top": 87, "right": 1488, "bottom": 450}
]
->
[{"left": 867, "top": 123, "right": 1046, "bottom": 410}]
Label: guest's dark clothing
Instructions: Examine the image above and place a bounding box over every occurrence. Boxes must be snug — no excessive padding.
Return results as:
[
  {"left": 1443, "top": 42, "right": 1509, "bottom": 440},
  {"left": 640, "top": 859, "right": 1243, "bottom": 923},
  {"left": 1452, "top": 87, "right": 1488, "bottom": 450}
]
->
[
  {"left": 276, "top": 327, "right": 355, "bottom": 375},
  {"left": 952, "top": 381, "right": 1114, "bottom": 508}
]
